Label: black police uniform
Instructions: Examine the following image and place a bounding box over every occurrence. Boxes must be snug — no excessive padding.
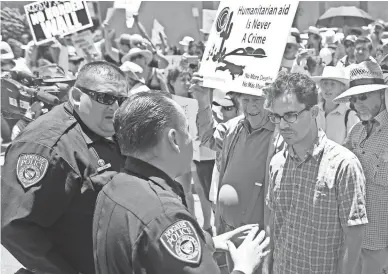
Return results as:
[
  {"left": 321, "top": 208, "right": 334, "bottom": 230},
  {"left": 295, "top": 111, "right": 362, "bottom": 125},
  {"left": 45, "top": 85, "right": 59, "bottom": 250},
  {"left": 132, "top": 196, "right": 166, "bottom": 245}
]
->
[
  {"left": 1, "top": 101, "right": 124, "bottom": 274},
  {"left": 93, "top": 156, "right": 245, "bottom": 274}
]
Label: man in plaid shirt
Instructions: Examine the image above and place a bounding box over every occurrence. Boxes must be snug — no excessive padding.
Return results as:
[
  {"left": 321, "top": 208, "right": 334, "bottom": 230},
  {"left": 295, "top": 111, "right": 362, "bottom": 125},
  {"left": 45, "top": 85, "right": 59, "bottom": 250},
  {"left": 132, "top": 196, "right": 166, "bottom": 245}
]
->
[
  {"left": 263, "top": 73, "right": 368, "bottom": 274},
  {"left": 334, "top": 61, "right": 388, "bottom": 274}
]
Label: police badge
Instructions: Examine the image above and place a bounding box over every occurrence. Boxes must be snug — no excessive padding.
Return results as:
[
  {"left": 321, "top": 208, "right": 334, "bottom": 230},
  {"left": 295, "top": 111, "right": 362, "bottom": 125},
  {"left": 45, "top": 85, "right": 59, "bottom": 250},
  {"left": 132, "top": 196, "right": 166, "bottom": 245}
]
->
[
  {"left": 16, "top": 154, "right": 49, "bottom": 188},
  {"left": 160, "top": 220, "right": 201, "bottom": 264}
]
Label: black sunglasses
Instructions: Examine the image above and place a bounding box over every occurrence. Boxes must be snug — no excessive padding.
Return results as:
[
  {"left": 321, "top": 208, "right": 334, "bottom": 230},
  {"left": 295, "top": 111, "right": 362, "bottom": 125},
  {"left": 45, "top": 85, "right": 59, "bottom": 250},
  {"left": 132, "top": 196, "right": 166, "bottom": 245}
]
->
[
  {"left": 349, "top": 94, "right": 368, "bottom": 103},
  {"left": 75, "top": 86, "right": 127, "bottom": 106}
]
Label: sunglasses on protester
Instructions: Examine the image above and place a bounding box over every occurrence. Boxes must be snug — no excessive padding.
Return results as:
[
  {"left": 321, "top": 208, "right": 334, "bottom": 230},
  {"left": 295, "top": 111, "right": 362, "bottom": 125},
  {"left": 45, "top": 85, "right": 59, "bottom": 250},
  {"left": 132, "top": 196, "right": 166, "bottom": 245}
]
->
[
  {"left": 75, "top": 86, "right": 127, "bottom": 106},
  {"left": 344, "top": 42, "right": 355, "bottom": 48},
  {"left": 349, "top": 94, "right": 368, "bottom": 103},
  {"left": 268, "top": 108, "right": 308, "bottom": 124}
]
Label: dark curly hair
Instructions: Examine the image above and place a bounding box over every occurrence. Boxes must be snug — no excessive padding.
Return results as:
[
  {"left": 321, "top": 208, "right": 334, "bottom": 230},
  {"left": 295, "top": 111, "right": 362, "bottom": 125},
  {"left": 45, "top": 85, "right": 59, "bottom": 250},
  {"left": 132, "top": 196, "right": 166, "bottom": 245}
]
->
[{"left": 263, "top": 72, "right": 318, "bottom": 110}]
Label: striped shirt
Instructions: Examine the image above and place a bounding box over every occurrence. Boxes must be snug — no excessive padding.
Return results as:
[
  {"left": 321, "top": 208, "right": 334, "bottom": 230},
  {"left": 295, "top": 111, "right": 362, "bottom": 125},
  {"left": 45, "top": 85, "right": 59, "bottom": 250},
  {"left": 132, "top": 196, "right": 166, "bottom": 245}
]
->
[
  {"left": 345, "top": 109, "right": 388, "bottom": 250},
  {"left": 267, "top": 129, "right": 368, "bottom": 274}
]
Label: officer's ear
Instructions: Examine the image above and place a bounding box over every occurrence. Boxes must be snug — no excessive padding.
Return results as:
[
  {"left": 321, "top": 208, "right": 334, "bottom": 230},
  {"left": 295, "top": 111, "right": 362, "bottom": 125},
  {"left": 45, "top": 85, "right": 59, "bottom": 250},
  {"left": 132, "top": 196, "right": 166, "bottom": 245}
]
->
[
  {"left": 167, "top": 129, "right": 180, "bottom": 153},
  {"left": 69, "top": 87, "right": 82, "bottom": 108}
]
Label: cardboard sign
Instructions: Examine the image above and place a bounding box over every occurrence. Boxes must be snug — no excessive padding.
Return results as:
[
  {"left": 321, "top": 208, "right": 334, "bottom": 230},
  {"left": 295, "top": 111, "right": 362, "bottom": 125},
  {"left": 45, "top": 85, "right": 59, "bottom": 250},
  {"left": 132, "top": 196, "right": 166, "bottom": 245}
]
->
[
  {"left": 71, "top": 30, "right": 99, "bottom": 60},
  {"left": 24, "top": 1, "right": 93, "bottom": 45},
  {"left": 199, "top": 0, "right": 298, "bottom": 95},
  {"left": 202, "top": 9, "right": 217, "bottom": 34},
  {"left": 172, "top": 95, "right": 200, "bottom": 161}
]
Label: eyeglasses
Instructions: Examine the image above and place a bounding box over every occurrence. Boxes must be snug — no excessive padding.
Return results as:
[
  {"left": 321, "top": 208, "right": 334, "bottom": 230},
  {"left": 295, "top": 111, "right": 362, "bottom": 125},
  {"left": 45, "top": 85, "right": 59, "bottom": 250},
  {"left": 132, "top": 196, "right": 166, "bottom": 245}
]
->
[
  {"left": 75, "top": 86, "right": 127, "bottom": 106},
  {"left": 344, "top": 43, "right": 355, "bottom": 48},
  {"left": 349, "top": 94, "right": 368, "bottom": 103},
  {"left": 268, "top": 108, "right": 308, "bottom": 124},
  {"left": 221, "top": 106, "right": 235, "bottom": 111}
]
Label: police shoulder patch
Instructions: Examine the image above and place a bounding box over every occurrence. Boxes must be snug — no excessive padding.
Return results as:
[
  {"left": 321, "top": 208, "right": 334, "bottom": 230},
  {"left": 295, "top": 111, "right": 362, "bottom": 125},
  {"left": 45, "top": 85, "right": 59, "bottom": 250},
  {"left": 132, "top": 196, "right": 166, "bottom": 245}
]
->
[
  {"left": 16, "top": 153, "right": 49, "bottom": 188},
  {"left": 160, "top": 220, "right": 202, "bottom": 264}
]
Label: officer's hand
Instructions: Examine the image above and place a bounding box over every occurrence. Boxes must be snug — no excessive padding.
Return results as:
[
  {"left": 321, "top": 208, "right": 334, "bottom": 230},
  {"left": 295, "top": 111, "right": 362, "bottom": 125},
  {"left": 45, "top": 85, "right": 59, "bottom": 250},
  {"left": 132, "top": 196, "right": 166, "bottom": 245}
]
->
[
  {"left": 212, "top": 224, "right": 258, "bottom": 252},
  {"left": 227, "top": 227, "right": 270, "bottom": 274}
]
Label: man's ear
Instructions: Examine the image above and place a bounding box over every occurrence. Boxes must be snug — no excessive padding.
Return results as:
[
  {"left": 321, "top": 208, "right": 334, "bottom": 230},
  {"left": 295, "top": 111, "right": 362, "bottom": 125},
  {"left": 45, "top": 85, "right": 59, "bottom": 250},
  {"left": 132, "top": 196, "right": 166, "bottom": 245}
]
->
[
  {"left": 69, "top": 87, "right": 82, "bottom": 108},
  {"left": 310, "top": 105, "right": 320, "bottom": 118},
  {"left": 167, "top": 129, "right": 180, "bottom": 153}
]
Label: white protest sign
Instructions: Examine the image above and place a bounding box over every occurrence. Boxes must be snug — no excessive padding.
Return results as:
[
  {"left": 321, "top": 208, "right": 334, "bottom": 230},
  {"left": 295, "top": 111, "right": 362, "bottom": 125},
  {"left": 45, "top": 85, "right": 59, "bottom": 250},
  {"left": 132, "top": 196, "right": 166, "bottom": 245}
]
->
[
  {"left": 71, "top": 30, "right": 99, "bottom": 60},
  {"left": 24, "top": 1, "right": 93, "bottom": 45},
  {"left": 114, "top": 0, "right": 141, "bottom": 11},
  {"left": 202, "top": 9, "right": 217, "bottom": 34},
  {"left": 172, "top": 95, "right": 200, "bottom": 161},
  {"left": 199, "top": 0, "right": 298, "bottom": 95},
  {"left": 151, "top": 19, "right": 167, "bottom": 45},
  {"left": 126, "top": 9, "right": 135, "bottom": 28}
]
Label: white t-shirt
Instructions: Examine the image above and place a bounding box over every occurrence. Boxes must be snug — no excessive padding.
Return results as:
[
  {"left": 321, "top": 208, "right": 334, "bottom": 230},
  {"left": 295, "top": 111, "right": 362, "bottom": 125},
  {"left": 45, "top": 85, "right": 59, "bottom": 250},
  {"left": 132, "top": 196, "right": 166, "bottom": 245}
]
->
[{"left": 316, "top": 102, "right": 359, "bottom": 145}]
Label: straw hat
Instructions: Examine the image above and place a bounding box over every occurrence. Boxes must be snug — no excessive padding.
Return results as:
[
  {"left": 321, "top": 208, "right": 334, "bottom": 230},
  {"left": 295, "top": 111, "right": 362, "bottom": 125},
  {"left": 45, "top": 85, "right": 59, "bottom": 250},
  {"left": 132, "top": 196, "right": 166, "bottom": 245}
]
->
[
  {"left": 312, "top": 66, "right": 349, "bottom": 87},
  {"left": 333, "top": 61, "right": 388, "bottom": 104},
  {"left": 121, "top": 48, "right": 152, "bottom": 64}
]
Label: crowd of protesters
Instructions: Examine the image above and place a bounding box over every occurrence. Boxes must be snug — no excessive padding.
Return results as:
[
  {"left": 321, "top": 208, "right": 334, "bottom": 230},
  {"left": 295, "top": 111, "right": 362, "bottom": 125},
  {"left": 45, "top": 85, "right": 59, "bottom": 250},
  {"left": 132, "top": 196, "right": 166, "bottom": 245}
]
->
[{"left": 1, "top": 4, "right": 388, "bottom": 274}]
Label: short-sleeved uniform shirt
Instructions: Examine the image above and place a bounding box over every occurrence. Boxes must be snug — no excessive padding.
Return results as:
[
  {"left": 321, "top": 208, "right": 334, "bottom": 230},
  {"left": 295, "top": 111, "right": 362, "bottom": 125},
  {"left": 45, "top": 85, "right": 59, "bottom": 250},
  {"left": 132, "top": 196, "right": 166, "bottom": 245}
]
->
[
  {"left": 266, "top": 130, "right": 368, "bottom": 274},
  {"left": 93, "top": 156, "right": 244, "bottom": 274},
  {"left": 1, "top": 102, "right": 124, "bottom": 274}
]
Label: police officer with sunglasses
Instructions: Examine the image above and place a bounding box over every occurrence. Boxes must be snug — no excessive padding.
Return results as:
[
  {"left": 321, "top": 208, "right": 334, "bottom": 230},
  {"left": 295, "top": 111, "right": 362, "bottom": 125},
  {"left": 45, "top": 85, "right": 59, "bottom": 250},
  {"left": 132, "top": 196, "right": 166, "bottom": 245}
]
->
[{"left": 2, "top": 61, "right": 127, "bottom": 274}]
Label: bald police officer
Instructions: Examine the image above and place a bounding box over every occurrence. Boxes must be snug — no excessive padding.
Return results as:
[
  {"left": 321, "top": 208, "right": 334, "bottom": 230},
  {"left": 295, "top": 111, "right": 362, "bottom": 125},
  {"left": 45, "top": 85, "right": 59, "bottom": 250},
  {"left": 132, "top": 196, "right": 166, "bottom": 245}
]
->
[
  {"left": 93, "top": 91, "right": 270, "bottom": 274},
  {"left": 1, "top": 61, "right": 127, "bottom": 274}
]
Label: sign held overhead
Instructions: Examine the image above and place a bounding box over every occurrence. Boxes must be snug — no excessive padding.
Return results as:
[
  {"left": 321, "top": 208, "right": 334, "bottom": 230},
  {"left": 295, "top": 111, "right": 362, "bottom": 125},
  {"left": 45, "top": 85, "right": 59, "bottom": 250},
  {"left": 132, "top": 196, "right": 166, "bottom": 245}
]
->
[
  {"left": 199, "top": 0, "right": 298, "bottom": 95},
  {"left": 24, "top": 1, "right": 93, "bottom": 45}
]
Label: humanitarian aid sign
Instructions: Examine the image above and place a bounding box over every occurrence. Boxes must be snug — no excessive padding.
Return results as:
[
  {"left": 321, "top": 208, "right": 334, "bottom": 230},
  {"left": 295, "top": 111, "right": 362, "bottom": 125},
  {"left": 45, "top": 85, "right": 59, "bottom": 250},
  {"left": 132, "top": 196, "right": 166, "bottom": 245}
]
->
[
  {"left": 199, "top": 0, "right": 298, "bottom": 95},
  {"left": 24, "top": 1, "right": 93, "bottom": 45}
]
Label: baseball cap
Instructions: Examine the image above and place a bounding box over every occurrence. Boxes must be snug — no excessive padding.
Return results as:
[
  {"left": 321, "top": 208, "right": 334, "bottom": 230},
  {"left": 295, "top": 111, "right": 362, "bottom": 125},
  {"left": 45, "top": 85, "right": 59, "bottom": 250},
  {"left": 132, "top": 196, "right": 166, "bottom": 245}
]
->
[{"left": 213, "top": 95, "right": 235, "bottom": 107}]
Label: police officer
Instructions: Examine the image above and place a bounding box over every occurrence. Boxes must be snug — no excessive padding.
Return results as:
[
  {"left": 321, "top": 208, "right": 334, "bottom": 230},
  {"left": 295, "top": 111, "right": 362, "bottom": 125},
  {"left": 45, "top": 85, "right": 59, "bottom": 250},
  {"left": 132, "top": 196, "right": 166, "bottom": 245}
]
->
[
  {"left": 93, "top": 91, "right": 270, "bottom": 274},
  {"left": 1, "top": 61, "right": 127, "bottom": 274}
]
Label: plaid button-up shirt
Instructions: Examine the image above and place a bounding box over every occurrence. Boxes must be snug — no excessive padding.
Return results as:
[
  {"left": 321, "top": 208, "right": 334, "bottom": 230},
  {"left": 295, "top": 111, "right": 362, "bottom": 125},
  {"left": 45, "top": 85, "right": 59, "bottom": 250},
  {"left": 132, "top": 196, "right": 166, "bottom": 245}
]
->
[
  {"left": 345, "top": 110, "right": 388, "bottom": 250},
  {"left": 267, "top": 129, "right": 368, "bottom": 274}
]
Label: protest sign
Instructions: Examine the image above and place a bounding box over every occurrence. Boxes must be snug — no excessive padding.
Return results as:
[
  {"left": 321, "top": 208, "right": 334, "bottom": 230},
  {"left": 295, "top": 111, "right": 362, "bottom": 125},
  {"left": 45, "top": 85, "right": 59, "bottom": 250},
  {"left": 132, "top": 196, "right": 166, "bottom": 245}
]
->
[
  {"left": 71, "top": 30, "right": 99, "bottom": 60},
  {"left": 151, "top": 19, "right": 167, "bottom": 45},
  {"left": 199, "top": 0, "right": 298, "bottom": 95},
  {"left": 113, "top": 0, "right": 142, "bottom": 28},
  {"left": 202, "top": 9, "right": 217, "bottom": 34},
  {"left": 172, "top": 95, "right": 200, "bottom": 161},
  {"left": 24, "top": 1, "right": 93, "bottom": 45},
  {"left": 114, "top": 0, "right": 142, "bottom": 11}
]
